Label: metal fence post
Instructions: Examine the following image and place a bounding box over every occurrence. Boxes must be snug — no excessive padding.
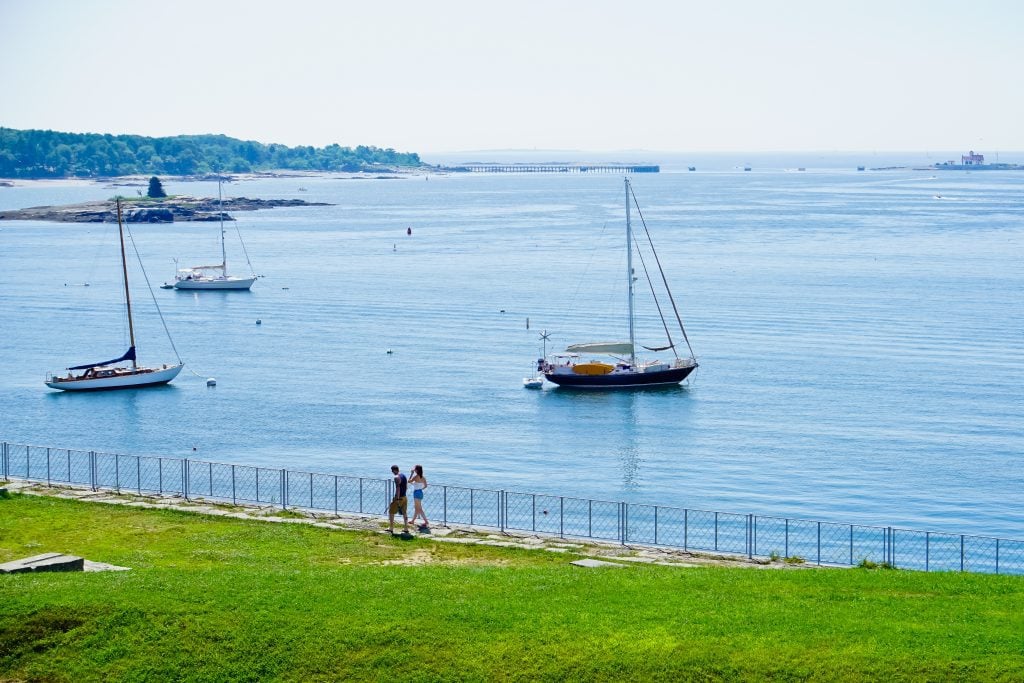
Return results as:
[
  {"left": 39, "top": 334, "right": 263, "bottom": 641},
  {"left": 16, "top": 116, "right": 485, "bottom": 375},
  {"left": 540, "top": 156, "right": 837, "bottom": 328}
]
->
[
  {"left": 2, "top": 442, "right": 7, "bottom": 481},
  {"left": 159, "top": 458, "right": 163, "bottom": 494},
  {"left": 137, "top": 457, "right": 141, "bottom": 495},
  {"left": 90, "top": 451, "right": 97, "bottom": 491},
  {"left": 443, "top": 486, "right": 447, "bottom": 528},
  {"left": 183, "top": 458, "right": 189, "bottom": 500},
  {"left": 588, "top": 499, "right": 593, "bottom": 538},
  {"left": 115, "top": 454, "right": 120, "bottom": 492},
  {"left": 618, "top": 502, "right": 622, "bottom": 544},
  {"left": 532, "top": 494, "right": 536, "bottom": 532},
  {"left": 785, "top": 518, "right": 789, "bottom": 558},
  {"left": 46, "top": 447, "right": 51, "bottom": 486},
  {"left": 470, "top": 489, "right": 474, "bottom": 525},
  {"left": 358, "top": 477, "right": 363, "bottom": 513},
  {"left": 256, "top": 468, "right": 261, "bottom": 503},
  {"left": 26, "top": 445, "right": 30, "bottom": 479},
  {"left": 232, "top": 465, "right": 236, "bottom": 505},
  {"left": 618, "top": 501, "right": 626, "bottom": 544},
  {"left": 654, "top": 506, "right": 659, "bottom": 545},
  {"left": 960, "top": 535, "right": 964, "bottom": 572},
  {"left": 334, "top": 475, "right": 338, "bottom": 515},
  {"left": 995, "top": 539, "right": 1000, "bottom": 574},
  {"left": 817, "top": 521, "right": 821, "bottom": 565},
  {"left": 499, "top": 491, "right": 505, "bottom": 532},
  {"left": 747, "top": 514, "right": 753, "bottom": 559},
  {"left": 559, "top": 497, "right": 564, "bottom": 538},
  {"left": 926, "top": 532, "right": 930, "bottom": 572},
  {"left": 309, "top": 472, "right": 314, "bottom": 509},
  {"left": 714, "top": 512, "right": 719, "bottom": 551},
  {"left": 891, "top": 528, "right": 897, "bottom": 568},
  {"left": 849, "top": 525, "right": 854, "bottom": 566},
  {"left": 684, "top": 509, "right": 688, "bottom": 551},
  {"left": 281, "top": 468, "right": 287, "bottom": 510}
]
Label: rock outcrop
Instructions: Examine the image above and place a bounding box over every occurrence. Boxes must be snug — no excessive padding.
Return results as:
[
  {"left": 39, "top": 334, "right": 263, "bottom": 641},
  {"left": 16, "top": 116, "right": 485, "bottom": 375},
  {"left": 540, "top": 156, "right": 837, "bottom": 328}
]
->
[{"left": 0, "top": 196, "right": 330, "bottom": 223}]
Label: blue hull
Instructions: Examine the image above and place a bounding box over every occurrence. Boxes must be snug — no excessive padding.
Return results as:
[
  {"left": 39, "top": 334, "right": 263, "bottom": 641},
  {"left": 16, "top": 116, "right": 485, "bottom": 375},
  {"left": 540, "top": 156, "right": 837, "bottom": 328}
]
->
[{"left": 544, "top": 364, "right": 697, "bottom": 389}]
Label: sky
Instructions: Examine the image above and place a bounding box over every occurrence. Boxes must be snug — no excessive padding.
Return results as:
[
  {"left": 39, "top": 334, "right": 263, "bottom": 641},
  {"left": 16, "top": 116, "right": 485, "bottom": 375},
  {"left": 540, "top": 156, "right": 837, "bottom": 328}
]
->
[{"left": 1, "top": 0, "right": 1021, "bottom": 154}]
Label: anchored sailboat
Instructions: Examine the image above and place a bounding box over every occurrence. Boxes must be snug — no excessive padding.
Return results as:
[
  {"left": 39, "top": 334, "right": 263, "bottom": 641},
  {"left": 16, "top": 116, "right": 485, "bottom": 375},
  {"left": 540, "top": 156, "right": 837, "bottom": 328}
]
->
[
  {"left": 46, "top": 199, "right": 184, "bottom": 391},
  {"left": 174, "top": 180, "right": 256, "bottom": 290},
  {"left": 538, "top": 178, "right": 698, "bottom": 389}
]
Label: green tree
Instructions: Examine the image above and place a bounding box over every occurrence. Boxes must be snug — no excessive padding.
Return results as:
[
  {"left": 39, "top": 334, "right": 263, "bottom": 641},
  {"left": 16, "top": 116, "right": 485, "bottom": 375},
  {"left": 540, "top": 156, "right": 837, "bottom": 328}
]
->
[{"left": 147, "top": 176, "right": 167, "bottom": 198}]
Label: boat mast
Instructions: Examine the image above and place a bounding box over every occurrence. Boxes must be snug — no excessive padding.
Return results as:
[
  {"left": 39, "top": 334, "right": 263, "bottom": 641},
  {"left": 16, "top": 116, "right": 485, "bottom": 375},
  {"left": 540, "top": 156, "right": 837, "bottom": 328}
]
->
[
  {"left": 218, "top": 180, "right": 228, "bottom": 276},
  {"left": 115, "top": 199, "right": 137, "bottom": 369},
  {"left": 625, "top": 177, "right": 636, "bottom": 368}
]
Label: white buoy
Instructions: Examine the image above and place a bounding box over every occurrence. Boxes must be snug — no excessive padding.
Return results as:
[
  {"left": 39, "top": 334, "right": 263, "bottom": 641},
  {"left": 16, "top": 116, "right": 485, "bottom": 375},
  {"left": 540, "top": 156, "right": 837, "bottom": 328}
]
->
[
  {"left": 256, "top": 319, "right": 262, "bottom": 325},
  {"left": 206, "top": 378, "right": 217, "bottom": 387}
]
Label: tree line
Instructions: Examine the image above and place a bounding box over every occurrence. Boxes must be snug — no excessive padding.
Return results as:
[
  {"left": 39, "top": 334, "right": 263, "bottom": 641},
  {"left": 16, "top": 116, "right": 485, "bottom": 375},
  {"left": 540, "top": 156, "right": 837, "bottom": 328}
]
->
[{"left": 0, "top": 128, "right": 423, "bottom": 178}]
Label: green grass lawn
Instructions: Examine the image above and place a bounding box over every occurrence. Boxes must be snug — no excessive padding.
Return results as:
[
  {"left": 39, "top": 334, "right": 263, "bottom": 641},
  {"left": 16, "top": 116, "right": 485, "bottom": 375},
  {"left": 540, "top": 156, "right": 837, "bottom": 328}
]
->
[{"left": 2, "top": 492, "right": 1022, "bottom": 682}]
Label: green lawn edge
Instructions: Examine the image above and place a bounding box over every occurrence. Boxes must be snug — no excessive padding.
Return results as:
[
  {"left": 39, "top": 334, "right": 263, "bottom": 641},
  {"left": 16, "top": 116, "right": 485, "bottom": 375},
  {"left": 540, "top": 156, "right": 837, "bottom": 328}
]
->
[{"left": 2, "top": 492, "right": 1022, "bottom": 682}]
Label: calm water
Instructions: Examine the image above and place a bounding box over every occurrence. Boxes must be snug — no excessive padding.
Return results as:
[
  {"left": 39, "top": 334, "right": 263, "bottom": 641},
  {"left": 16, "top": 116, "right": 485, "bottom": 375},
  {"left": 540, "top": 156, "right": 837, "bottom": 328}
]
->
[{"left": 1, "top": 168, "right": 1022, "bottom": 537}]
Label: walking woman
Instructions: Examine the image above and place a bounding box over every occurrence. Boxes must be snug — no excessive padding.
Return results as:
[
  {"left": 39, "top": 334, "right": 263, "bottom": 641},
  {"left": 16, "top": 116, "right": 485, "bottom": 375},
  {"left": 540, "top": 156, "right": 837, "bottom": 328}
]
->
[{"left": 409, "top": 464, "right": 429, "bottom": 531}]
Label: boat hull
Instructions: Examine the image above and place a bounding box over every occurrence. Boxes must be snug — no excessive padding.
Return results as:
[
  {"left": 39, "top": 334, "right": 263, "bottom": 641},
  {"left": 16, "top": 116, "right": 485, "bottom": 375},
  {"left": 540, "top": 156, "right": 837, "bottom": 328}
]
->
[
  {"left": 174, "top": 277, "right": 255, "bottom": 290},
  {"left": 544, "top": 364, "right": 696, "bottom": 389},
  {"left": 46, "top": 364, "right": 183, "bottom": 391}
]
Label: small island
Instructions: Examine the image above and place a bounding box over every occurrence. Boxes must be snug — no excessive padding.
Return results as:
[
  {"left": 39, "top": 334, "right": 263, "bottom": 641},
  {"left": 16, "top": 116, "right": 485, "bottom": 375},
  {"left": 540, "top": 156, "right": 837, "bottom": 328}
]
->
[{"left": 0, "top": 195, "right": 330, "bottom": 223}]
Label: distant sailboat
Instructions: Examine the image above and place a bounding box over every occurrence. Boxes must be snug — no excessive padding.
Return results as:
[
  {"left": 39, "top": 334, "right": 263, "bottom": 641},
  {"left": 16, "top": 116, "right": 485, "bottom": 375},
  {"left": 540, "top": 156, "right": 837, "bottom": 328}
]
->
[
  {"left": 537, "top": 178, "right": 698, "bottom": 389},
  {"left": 174, "top": 181, "right": 257, "bottom": 290},
  {"left": 46, "top": 199, "right": 183, "bottom": 391}
]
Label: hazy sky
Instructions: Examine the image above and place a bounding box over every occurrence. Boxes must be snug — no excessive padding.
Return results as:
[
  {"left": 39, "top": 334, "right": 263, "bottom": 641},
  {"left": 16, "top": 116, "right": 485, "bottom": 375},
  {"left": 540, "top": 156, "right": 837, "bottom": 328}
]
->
[{"left": 1, "top": 0, "right": 1021, "bottom": 153}]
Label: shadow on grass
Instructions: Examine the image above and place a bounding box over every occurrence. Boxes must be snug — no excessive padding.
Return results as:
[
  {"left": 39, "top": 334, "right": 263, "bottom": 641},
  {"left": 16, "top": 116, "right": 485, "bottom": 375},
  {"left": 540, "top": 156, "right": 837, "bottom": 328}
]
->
[{"left": 0, "top": 607, "right": 89, "bottom": 668}]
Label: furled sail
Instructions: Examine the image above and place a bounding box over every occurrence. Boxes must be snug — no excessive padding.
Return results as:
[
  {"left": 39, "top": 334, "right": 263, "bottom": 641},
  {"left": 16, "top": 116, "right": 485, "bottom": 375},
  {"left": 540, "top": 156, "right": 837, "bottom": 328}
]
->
[
  {"left": 68, "top": 346, "right": 136, "bottom": 370},
  {"left": 565, "top": 341, "right": 634, "bottom": 355}
]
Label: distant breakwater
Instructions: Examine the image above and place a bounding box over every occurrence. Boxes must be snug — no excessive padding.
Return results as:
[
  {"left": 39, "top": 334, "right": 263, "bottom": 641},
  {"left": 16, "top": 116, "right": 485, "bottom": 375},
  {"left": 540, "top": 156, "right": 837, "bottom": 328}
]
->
[{"left": 439, "top": 163, "right": 660, "bottom": 174}]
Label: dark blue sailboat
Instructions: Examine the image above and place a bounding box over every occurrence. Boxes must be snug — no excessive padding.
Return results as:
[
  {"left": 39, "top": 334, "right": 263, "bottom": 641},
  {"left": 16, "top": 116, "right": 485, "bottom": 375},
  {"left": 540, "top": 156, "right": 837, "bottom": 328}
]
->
[{"left": 539, "top": 178, "right": 698, "bottom": 389}]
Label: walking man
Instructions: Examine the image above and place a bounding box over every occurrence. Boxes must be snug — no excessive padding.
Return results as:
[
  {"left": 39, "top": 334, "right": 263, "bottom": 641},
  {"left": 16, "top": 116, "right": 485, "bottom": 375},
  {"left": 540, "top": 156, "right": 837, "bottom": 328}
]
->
[{"left": 388, "top": 464, "right": 409, "bottom": 534}]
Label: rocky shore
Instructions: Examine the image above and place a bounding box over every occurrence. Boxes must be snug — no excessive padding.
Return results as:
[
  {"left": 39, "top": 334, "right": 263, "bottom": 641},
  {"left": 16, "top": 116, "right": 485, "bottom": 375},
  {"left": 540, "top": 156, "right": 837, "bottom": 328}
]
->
[{"left": 0, "top": 195, "right": 330, "bottom": 223}]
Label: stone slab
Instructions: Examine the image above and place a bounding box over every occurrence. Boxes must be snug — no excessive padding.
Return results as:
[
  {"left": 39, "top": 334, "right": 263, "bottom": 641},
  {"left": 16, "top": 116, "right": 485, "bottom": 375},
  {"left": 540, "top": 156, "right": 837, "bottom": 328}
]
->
[
  {"left": 570, "top": 558, "right": 627, "bottom": 568},
  {"left": 0, "top": 552, "right": 85, "bottom": 574},
  {"left": 83, "top": 560, "right": 131, "bottom": 572}
]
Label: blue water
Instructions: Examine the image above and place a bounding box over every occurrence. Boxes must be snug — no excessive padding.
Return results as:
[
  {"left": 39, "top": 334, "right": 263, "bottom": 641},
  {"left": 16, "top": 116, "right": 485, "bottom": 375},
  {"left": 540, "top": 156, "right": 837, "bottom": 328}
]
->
[{"left": 1, "top": 168, "right": 1022, "bottom": 537}]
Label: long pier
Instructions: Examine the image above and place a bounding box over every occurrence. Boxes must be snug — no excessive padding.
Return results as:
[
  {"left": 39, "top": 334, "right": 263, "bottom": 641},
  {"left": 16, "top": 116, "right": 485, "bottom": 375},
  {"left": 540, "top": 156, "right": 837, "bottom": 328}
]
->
[{"left": 440, "top": 163, "right": 659, "bottom": 174}]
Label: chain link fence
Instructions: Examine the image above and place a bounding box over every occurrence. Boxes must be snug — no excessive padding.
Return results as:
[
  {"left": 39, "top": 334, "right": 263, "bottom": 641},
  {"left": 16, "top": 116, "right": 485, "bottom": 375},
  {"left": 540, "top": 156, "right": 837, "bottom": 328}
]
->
[{"left": 3, "top": 440, "right": 1021, "bottom": 575}]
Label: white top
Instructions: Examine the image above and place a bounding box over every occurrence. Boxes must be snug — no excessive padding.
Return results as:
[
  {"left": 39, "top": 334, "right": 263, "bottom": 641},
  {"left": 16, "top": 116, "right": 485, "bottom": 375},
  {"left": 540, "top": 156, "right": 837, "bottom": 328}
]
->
[{"left": 412, "top": 481, "right": 425, "bottom": 490}]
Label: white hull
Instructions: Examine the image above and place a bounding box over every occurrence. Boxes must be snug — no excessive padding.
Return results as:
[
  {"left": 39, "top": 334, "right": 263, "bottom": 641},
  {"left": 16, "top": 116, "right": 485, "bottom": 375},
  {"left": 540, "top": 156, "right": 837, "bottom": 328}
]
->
[
  {"left": 174, "top": 276, "right": 255, "bottom": 290},
  {"left": 46, "top": 364, "right": 183, "bottom": 391}
]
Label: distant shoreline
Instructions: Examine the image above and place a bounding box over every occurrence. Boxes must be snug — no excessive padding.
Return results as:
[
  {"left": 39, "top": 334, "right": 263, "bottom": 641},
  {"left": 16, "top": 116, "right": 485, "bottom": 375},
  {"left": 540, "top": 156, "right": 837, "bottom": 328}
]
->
[{"left": 0, "top": 168, "right": 431, "bottom": 188}]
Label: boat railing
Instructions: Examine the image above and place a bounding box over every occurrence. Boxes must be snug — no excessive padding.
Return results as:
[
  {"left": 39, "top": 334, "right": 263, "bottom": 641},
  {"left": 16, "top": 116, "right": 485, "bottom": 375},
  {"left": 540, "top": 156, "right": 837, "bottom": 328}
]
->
[{"left": 2, "top": 439, "right": 1021, "bottom": 576}]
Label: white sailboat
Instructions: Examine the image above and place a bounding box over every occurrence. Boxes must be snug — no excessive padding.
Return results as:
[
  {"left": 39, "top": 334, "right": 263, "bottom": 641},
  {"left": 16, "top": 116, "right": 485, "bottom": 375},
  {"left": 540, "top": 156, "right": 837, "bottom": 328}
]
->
[
  {"left": 174, "top": 181, "right": 256, "bottom": 290},
  {"left": 537, "top": 178, "right": 698, "bottom": 389},
  {"left": 523, "top": 330, "right": 550, "bottom": 388},
  {"left": 46, "top": 199, "right": 184, "bottom": 391}
]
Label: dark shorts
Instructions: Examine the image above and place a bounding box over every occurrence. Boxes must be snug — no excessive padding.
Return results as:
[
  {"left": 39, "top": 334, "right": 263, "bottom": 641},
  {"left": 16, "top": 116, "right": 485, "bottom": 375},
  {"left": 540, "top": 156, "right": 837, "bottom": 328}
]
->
[
  {"left": 413, "top": 489, "right": 424, "bottom": 501},
  {"left": 389, "top": 497, "right": 407, "bottom": 515}
]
